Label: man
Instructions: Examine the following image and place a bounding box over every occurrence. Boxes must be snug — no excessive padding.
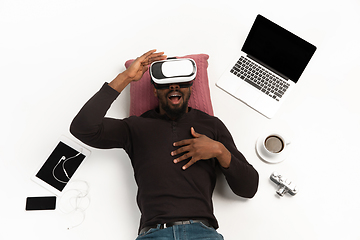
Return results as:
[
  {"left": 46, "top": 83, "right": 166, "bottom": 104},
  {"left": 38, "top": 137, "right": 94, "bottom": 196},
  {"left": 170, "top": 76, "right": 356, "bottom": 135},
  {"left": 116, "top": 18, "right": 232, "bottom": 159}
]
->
[{"left": 70, "top": 50, "right": 259, "bottom": 239}]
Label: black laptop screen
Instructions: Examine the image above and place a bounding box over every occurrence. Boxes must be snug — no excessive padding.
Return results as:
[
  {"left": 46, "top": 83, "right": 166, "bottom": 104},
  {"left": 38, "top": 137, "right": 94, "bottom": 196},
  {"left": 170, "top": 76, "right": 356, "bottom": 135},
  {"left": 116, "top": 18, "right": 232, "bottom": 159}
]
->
[{"left": 242, "top": 15, "right": 316, "bottom": 82}]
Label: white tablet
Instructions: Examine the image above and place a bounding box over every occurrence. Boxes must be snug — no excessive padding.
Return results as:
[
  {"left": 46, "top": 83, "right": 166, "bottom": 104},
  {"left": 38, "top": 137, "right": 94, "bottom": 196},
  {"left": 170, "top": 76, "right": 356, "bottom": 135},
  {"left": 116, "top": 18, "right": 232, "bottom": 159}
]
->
[{"left": 32, "top": 136, "right": 91, "bottom": 196}]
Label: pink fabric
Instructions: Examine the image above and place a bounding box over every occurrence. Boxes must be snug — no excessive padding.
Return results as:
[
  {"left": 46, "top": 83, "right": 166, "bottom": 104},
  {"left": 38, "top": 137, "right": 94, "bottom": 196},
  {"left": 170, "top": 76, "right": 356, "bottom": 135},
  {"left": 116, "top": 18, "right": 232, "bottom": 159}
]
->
[{"left": 125, "top": 54, "right": 213, "bottom": 116}]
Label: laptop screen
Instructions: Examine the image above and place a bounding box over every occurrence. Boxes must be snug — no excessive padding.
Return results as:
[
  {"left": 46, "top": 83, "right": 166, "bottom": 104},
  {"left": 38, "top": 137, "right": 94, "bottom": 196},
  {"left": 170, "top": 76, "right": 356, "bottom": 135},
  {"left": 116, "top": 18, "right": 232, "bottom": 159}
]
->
[{"left": 242, "top": 15, "right": 316, "bottom": 82}]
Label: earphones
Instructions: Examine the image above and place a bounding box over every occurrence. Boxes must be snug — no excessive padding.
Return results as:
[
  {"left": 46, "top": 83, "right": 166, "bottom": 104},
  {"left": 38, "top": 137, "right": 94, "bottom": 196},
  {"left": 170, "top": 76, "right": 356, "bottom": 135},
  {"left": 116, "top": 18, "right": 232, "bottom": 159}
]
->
[
  {"left": 58, "top": 180, "right": 90, "bottom": 230},
  {"left": 52, "top": 149, "right": 89, "bottom": 229},
  {"left": 53, "top": 150, "right": 82, "bottom": 184}
]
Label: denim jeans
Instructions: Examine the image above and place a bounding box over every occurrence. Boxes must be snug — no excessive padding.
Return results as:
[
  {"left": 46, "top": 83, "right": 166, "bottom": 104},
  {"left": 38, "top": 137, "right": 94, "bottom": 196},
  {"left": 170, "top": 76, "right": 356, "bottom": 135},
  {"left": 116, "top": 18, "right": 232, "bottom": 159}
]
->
[{"left": 136, "top": 220, "right": 224, "bottom": 240}]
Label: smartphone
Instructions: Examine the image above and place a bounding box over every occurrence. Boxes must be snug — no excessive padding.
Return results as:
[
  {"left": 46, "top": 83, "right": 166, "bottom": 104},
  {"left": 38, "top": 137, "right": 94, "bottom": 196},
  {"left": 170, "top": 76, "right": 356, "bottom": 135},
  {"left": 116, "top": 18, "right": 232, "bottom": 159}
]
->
[{"left": 26, "top": 196, "right": 57, "bottom": 211}]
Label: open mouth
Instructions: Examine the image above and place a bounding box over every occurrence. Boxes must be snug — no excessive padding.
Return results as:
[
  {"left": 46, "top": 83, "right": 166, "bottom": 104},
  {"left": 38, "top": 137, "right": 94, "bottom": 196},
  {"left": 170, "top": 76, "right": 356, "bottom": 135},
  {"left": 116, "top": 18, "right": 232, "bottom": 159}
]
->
[{"left": 168, "top": 92, "right": 182, "bottom": 105}]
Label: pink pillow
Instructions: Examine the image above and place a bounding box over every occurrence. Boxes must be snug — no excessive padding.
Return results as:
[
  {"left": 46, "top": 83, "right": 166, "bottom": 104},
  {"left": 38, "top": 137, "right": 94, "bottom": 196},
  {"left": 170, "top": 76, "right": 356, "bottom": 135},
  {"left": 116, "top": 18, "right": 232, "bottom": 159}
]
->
[{"left": 125, "top": 54, "right": 213, "bottom": 116}]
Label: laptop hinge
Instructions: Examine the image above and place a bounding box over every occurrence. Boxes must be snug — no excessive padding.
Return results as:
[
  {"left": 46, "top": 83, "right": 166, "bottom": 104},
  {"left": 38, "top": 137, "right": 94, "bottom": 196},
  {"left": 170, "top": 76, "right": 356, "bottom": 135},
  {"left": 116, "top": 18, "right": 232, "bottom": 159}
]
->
[{"left": 247, "top": 55, "right": 289, "bottom": 80}]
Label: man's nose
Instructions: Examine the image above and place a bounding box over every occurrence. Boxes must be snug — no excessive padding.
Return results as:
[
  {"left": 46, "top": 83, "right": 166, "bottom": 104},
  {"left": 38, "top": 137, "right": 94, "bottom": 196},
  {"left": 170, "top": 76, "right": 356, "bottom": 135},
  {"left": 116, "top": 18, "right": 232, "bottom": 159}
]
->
[{"left": 169, "top": 84, "right": 180, "bottom": 90}]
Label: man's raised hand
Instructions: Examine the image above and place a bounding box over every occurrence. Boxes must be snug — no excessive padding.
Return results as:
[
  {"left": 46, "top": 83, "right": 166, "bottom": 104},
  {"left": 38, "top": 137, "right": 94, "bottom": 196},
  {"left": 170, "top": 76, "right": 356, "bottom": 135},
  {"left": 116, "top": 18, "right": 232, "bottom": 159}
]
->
[
  {"left": 125, "top": 50, "right": 167, "bottom": 82},
  {"left": 109, "top": 50, "right": 166, "bottom": 92}
]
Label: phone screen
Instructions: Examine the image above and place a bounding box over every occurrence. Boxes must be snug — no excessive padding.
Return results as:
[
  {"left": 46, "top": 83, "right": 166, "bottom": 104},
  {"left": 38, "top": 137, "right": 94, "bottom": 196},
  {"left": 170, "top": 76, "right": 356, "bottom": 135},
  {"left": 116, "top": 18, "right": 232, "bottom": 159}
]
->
[{"left": 26, "top": 196, "right": 56, "bottom": 211}]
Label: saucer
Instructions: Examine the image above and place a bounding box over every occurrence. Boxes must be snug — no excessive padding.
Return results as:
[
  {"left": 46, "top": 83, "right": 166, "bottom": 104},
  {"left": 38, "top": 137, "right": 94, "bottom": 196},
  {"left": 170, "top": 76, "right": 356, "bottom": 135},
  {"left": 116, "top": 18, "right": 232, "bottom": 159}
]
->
[{"left": 255, "top": 134, "right": 290, "bottom": 163}]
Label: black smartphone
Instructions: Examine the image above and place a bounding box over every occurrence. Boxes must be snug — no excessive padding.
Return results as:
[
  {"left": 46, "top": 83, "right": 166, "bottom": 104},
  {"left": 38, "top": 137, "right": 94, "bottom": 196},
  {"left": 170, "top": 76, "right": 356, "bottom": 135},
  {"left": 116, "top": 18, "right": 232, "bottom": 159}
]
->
[{"left": 26, "top": 196, "right": 57, "bottom": 211}]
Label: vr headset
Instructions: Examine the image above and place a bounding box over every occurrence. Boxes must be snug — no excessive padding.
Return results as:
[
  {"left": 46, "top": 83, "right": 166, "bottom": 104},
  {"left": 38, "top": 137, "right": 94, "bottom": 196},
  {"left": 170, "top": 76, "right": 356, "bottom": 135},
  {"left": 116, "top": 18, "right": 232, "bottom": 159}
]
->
[{"left": 150, "top": 58, "right": 197, "bottom": 89}]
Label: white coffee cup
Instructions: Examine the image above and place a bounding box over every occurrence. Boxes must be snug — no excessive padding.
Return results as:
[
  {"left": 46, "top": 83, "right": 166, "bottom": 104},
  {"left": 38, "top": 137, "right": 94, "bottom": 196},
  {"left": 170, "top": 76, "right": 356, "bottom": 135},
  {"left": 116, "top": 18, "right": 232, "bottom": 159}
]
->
[{"left": 256, "top": 133, "right": 291, "bottom": 163}]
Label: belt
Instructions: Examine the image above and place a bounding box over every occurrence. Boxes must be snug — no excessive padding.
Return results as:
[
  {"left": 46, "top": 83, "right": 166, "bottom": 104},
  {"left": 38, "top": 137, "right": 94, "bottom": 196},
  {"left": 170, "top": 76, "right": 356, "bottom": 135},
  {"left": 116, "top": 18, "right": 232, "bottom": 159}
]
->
[{"left": 139, "top": 220, "right": 212, "bottom": 235}]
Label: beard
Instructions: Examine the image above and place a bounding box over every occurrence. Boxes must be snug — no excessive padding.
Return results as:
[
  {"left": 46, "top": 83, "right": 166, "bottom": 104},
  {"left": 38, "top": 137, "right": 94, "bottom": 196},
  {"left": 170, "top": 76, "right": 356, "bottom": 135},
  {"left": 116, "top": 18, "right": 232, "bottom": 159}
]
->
[
  {"left": 158, "top": 88, "right": 191, "bottom": 120},
  {"left": 162, "top": 99, "right": 189, "bottom": 120}
]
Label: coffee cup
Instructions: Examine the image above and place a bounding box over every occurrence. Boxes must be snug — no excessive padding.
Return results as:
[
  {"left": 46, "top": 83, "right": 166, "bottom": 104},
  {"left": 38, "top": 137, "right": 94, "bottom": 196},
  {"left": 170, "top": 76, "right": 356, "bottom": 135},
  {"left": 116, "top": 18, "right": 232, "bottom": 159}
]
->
[{"left": 256, "top": 133, "right": 291, "bottom": 163}]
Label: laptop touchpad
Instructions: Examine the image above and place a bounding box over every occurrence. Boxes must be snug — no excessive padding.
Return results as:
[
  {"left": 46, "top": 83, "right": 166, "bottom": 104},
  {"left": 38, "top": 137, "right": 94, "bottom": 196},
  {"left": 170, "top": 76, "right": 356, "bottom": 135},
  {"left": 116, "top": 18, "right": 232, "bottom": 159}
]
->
[{"left": 235, "top": 84, "right": 260, "bottom": 104}]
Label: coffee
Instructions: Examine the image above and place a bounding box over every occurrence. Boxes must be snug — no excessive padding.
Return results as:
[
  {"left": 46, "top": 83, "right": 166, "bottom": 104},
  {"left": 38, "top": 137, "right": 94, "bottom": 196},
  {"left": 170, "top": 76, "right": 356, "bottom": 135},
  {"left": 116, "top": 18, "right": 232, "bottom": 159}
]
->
[{"left": 264, "top": 135, "right": 284, "bottom": 153}]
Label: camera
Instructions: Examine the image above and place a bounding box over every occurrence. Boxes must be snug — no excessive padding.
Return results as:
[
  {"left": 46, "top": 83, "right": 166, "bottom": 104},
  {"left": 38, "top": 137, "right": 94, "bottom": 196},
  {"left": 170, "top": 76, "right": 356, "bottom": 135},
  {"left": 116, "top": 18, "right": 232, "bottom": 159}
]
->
[{"left": 270, "top": 172, "right": 298, "bottom": 197}]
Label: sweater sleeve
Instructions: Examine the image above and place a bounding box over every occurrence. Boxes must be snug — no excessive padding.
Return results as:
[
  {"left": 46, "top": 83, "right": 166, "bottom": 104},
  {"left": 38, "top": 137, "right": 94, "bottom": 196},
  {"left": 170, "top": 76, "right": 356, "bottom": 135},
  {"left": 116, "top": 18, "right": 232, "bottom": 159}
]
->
[
  {"left": 216, "top": 118, "right": 259, "bottom": 198},
  {"left": 70, "top": 83, "right": 130, "bottom": 149}
]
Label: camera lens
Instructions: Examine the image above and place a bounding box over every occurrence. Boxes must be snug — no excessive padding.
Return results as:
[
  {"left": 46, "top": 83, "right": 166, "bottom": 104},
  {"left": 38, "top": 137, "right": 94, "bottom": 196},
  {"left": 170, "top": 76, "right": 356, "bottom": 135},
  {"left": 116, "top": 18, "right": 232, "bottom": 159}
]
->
[{"left": 276, "top": 185, "right": 287, "bottom": 197}]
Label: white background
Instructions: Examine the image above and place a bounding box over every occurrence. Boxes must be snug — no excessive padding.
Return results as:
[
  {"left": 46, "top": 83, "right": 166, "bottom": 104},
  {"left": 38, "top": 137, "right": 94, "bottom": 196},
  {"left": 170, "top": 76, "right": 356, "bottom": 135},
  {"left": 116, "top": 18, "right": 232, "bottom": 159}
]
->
[{"left": 1, "top": 0, "right": 360, "bottom": 239}]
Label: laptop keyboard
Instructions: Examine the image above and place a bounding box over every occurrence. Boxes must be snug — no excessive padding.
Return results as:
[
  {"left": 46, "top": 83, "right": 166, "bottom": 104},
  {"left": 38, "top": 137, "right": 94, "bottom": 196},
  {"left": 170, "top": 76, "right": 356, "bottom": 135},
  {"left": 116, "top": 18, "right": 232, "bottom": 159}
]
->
[{"left": 230, "top": 56, "right": 290, "bottom": 101}]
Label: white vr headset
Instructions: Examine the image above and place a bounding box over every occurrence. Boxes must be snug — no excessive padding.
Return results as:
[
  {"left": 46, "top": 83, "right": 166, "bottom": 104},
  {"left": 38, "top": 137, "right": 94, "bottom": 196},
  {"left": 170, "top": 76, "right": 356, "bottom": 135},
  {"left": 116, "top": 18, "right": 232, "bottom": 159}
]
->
[{"left": 150, "top": 58, "right": 197, "bottom": 89}]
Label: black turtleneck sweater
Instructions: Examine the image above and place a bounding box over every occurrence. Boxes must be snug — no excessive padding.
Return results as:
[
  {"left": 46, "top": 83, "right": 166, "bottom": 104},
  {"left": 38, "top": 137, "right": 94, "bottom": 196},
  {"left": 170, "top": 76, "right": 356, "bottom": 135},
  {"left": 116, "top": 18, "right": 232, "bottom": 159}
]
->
[{"left": 70, "top": 83, "right": 259, "bottom": 232}]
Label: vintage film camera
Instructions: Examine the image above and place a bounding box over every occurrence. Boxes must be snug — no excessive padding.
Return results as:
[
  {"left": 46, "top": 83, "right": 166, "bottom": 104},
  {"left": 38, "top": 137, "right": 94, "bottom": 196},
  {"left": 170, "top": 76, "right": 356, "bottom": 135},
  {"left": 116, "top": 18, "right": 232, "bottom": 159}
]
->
[{"left": 270, "top": 172, "right": 298, "bottom": 197}]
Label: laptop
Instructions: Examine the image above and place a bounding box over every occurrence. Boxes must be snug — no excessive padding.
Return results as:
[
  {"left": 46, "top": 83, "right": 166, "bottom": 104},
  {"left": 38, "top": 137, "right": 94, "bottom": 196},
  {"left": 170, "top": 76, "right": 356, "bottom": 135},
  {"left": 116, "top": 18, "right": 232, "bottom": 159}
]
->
[{"left": 216, "top": 14, "right": 316, "bottom": 118}]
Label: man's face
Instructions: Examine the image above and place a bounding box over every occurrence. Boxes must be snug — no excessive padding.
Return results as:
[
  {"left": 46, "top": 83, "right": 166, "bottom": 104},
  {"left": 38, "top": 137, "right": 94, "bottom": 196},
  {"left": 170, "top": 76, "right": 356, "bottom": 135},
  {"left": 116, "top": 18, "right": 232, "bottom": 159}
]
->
[{"left": 154, "top": 83, "right": 192, "bottom": 120}]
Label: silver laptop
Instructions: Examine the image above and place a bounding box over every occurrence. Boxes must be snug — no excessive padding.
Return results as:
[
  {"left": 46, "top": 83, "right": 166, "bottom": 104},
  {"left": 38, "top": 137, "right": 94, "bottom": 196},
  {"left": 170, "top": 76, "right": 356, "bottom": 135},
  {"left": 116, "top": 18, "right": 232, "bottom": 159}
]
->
[{"left": 216, "top": 15, "right": 316, "bottom": 118}]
